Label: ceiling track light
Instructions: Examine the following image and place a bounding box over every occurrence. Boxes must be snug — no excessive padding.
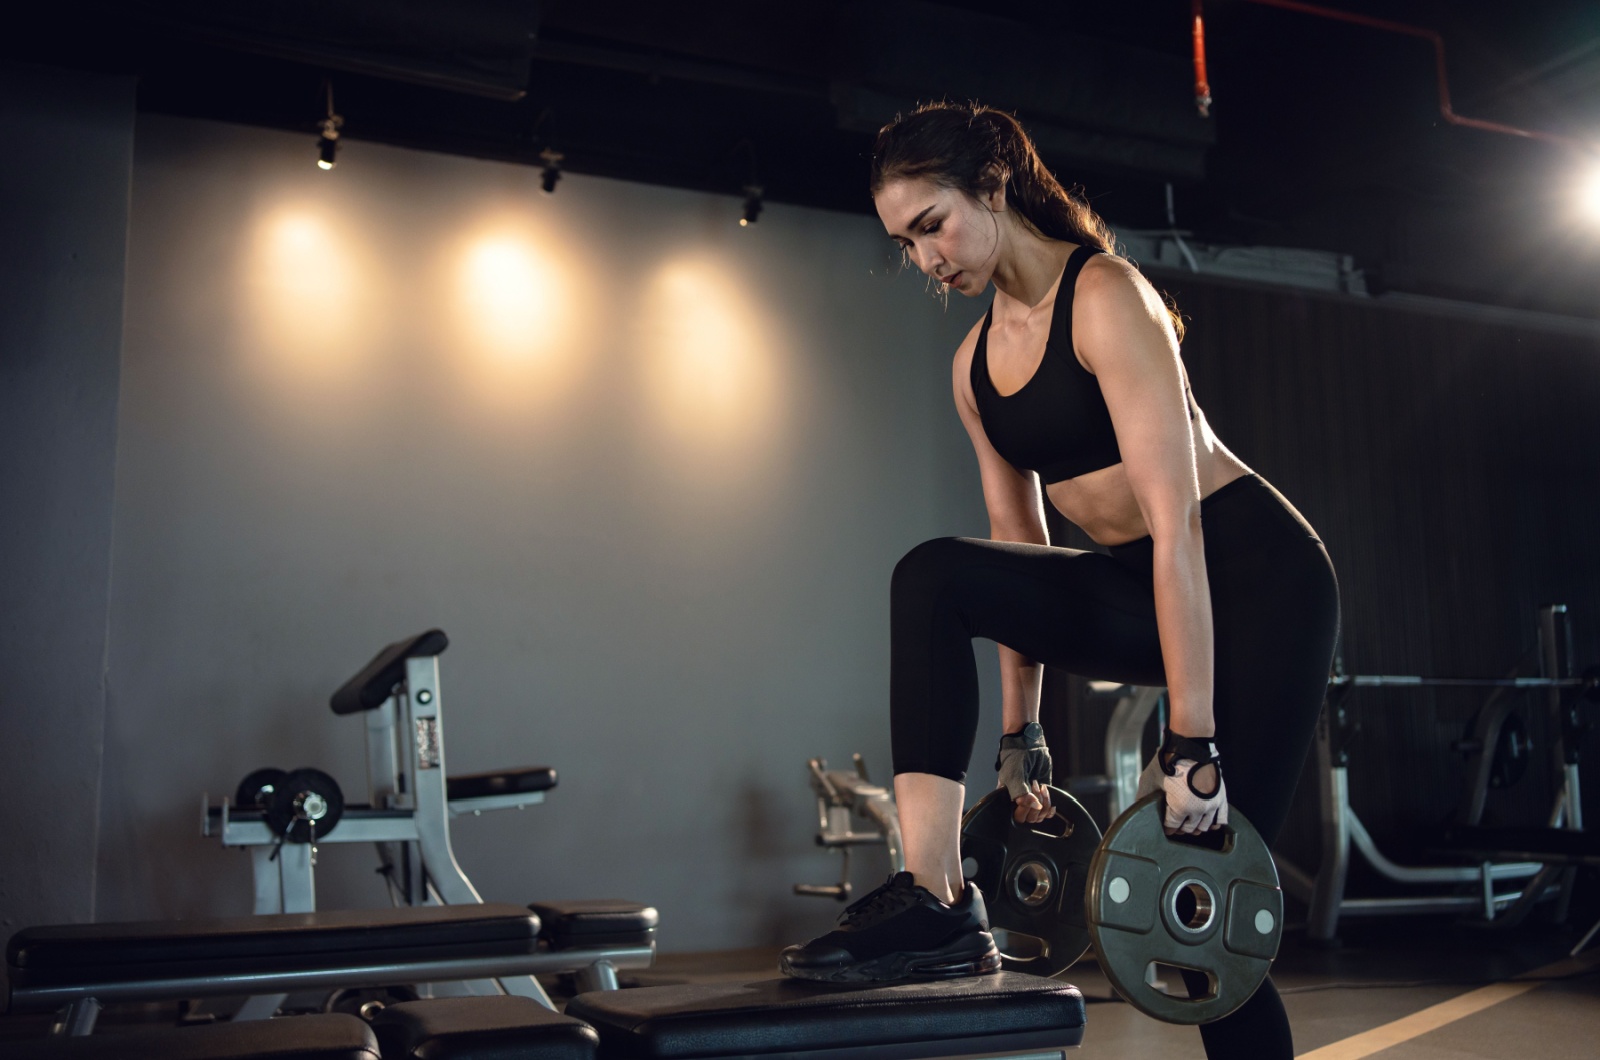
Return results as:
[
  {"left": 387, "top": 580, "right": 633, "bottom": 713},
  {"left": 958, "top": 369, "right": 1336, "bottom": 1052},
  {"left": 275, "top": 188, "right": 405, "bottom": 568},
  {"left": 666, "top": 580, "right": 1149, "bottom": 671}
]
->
[
  {"left": 539, "top": 147, "right": 564, "bottom": 194},
  {"left": 317, "top": 79, "right": 343, "bottom": 171},
  {"left": 740, "top": 184, "right": 764, "bottom": 227}
]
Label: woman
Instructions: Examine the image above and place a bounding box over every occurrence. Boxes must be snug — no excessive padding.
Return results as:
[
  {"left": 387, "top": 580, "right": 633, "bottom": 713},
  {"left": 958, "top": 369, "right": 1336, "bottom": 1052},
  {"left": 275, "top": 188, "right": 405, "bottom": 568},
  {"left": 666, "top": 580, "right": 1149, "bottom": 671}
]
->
[{"left": 780, "top": 102, "right": 1339, "bottom": 1060}]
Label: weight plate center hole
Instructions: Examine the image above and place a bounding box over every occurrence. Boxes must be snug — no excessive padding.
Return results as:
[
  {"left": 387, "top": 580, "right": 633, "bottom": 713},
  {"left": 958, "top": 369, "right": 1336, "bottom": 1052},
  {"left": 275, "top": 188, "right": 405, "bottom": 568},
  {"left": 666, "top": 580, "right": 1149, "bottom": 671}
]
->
[
  {"left": 1008, "top": 859, "right": 1054, "bottom": 909},
  {"left": 1172, "top": 880, "right": 1216, "bottom": 932}
]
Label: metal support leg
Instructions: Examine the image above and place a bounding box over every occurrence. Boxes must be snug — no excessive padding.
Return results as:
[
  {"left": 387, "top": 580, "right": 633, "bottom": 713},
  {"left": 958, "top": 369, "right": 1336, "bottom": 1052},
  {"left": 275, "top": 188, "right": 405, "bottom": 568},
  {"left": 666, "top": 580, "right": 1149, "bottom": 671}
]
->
[
  {"left": 278, "top": 841, "right": 316, "bottom": 914},
  {"left": 232, "top": 994, "right": 288, "bottom": 1021},
  {"left": 575, "top": 960, "right": 619, "bottom": 993},
  {"left": 1104, "top": 686, "right": 1163, "bottom": 821},
  {"left": 500, "top": 972, "right": 558, "bottom": 1008},
  {"left": 54, "top": 998, "right": 100, "bottom": 1037},
  {"left": 1307, "top": 703, "right": 1350, "bottom": 943},
  {"left": 251, "top": 846, "right": 283, "bottom": 914}
]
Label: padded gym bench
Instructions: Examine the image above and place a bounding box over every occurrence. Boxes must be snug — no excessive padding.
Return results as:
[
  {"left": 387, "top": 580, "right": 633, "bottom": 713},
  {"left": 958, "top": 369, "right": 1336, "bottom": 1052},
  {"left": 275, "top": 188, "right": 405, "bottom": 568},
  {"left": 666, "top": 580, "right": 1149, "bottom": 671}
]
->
[
  {"left": 4, "top": 903, "right": 650, "bottom": 1036},
  {"left": 566, "top": 971, "right": 1086, "bottom": 1060},
  {"left": 0, "top": 1013, "right": 380, "bottom": 1060}
]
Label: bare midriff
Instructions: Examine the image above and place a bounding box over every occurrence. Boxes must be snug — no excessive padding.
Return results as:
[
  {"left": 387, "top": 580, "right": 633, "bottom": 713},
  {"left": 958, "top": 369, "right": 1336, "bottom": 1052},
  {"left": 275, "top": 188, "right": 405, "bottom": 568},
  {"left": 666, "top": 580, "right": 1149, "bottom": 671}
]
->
[{"left": 1044, "top": 418, "right": 1252, "bottom": 547}]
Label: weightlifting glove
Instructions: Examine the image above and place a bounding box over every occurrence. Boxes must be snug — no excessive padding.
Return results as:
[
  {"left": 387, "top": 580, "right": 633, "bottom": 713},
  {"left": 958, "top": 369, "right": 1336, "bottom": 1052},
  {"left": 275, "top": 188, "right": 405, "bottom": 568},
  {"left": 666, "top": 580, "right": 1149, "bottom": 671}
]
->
[
  {"left": 1136, "top": 730, "right": 1228, "bottom": 834},
  {"left": 996, "top": 722, "right": 1054, "bottom": 815}
]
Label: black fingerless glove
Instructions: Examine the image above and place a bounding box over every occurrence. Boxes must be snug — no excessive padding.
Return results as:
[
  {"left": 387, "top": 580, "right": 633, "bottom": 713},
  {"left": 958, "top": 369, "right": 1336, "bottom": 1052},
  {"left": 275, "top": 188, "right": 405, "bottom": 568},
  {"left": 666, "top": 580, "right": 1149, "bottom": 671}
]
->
[{"left": 995, "top": 721, "right": 1053, "bottom": 801}]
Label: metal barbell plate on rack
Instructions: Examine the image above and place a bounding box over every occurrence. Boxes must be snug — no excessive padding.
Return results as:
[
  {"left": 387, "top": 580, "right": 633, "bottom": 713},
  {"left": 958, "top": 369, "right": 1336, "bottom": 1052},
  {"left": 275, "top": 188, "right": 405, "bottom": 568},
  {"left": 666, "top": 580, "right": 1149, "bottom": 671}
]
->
[
  {"left": 264, "top": 767, "right": 346, "bottom": 843},
  {"left": 1086, "top": 793, "right": 1282, "bottom": 1025},
  {"left": 959, "top": 785, "right": 1102, "bottom": 976},
  {"left": 234, "top": 767, "right": 290, "bottom": 811}
]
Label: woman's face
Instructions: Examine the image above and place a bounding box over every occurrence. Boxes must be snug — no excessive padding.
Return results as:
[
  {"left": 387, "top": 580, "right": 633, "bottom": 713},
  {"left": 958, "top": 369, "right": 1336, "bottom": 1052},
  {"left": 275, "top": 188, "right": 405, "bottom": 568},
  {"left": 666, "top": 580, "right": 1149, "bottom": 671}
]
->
[{"left": 875, "top": 176, "right": 1003, "bottom": 296}]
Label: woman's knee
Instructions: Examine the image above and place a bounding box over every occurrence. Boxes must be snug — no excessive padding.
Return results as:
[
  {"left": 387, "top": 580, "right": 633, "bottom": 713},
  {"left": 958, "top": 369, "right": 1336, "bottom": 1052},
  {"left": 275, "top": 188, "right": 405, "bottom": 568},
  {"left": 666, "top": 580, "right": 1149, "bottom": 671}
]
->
[{"left": 890, "top": 536, "right": 973, "bottom": 605}]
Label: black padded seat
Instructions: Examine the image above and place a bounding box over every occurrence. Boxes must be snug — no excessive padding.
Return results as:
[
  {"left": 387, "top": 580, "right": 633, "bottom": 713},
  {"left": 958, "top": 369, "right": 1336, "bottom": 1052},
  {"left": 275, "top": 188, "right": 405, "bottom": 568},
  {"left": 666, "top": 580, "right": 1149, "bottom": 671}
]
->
[
  {"left": 564, "top": 971, "right": 1085, "bottom": 1060},
  {"left": 8, "top": 904, "right": 541, "bottom": 990},
  {"left": 0, "top": 1013, "right": 378, "bottom": 1060},
  {"left": 448, "top": 767, "right": 558, "bottom": 801},
  {"left": 370, "top": 996, "right": 599, "bottom": 1060},
  {"left": 526, "top": 901, "right": 659, "bottom": 949}
]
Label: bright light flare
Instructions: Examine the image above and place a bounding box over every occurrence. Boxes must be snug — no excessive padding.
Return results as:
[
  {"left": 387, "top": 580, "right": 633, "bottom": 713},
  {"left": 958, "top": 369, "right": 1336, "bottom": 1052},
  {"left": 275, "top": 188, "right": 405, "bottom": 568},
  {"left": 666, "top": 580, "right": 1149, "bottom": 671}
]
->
[
  {"left": 638, "top": 258, "right": 784, "bottom": 451},
  {"left": 1583, "top": 163, "right": 1600, "bottom": 222}
]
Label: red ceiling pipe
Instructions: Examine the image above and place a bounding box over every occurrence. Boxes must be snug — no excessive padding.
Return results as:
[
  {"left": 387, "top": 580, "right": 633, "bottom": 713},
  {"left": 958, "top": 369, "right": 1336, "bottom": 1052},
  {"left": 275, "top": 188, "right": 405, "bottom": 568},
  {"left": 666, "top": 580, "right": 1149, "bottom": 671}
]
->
[
  {"left": 1192, "top": 0, "right": 1213, "bottom": 117},
  {"left": 1196, "top": 0, "right": 1591, "bottom": 152}
]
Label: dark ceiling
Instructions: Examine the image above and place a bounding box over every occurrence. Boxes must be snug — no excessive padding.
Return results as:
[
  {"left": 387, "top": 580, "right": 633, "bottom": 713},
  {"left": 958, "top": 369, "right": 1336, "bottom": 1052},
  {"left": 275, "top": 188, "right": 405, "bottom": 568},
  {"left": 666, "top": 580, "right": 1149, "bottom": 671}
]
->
[{"left": 8, "top": 0, "right": 1600, "bottom": 316}]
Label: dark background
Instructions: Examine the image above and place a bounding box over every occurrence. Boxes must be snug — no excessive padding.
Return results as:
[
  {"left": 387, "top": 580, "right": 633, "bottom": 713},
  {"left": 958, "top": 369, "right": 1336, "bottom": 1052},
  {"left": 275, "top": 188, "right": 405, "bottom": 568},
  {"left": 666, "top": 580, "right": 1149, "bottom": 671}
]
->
[{"left": 6, "top": 0, "right": 1600, "bottom": 315}]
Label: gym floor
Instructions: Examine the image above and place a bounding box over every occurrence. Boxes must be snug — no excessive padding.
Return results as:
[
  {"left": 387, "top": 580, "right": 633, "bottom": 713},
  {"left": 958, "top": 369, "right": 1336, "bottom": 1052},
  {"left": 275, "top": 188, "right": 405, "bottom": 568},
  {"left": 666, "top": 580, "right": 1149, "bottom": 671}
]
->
[
  {"left": 2, "top": 915, "right": 1596, "bottom": 1056},
  {"left": 622, "top": 918, "right": 1600, "bottom": 1059}
]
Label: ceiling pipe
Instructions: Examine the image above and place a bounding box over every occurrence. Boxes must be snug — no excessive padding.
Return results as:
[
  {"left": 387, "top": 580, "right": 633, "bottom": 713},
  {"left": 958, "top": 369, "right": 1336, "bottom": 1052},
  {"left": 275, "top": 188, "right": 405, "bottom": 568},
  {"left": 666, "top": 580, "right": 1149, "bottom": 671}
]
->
[
  {"left": 1203, "top": 0, "right": 1594, "bottom": 152},
  {"left": 1191, "top": 0, "right": 1212, "bottom": 117}
]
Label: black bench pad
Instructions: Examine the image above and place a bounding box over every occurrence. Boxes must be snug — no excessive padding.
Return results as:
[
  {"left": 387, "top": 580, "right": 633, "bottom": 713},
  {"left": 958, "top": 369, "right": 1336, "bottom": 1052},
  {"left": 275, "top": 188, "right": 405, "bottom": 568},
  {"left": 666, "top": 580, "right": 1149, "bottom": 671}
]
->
[
  {"left": 448, "top": 767, "right": 558, "bottom": 801},
  {"left": 331, "top": 630, "right": 449, "bottom": 715},
  {"left": 8, "top": 904, "right": 541, "bottom": 987},
  {"left": 371, "top": 996, "right": 599, "bottom": 1060},
  {"left": 527, "top": 901, "right": 658, "bottom": 949},
  {"left": 0, "top": 1013, "right": 378, "bottom": 1060},
  {"left": 564, "top": 972, "right": 1084, "bottom": 1059}
]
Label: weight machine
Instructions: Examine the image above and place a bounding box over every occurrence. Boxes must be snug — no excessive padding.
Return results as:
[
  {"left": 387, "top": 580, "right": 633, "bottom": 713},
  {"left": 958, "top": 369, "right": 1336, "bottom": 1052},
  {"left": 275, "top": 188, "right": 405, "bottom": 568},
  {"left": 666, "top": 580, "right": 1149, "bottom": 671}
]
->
[{"left": 203, "top": 630, "right": 656, "bottom": 1013}]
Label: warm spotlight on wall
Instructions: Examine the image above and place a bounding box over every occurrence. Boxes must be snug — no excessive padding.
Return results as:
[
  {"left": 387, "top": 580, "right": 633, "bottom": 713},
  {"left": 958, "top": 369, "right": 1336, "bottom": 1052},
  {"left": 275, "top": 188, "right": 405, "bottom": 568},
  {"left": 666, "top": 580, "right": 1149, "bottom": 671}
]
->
[
  {"left": 740, "top": 184, "right": 763, "bottom": 227},
  {"left": 639, "top": 258, "right": 783, "bottom": 452},
  {"left": 539, "top": 148, "right": 564, "bottom": 194},
  {"left": 241, "top": 206, "right": 380, "bottom": 383},
  {"left": 317, "top": 80, "right": 343, "bottom": 171}
]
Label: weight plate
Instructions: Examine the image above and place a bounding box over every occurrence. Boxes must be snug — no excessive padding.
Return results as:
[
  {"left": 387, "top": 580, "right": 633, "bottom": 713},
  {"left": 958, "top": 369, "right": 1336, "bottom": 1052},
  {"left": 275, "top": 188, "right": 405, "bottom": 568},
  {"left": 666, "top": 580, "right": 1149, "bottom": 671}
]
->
[
  {"left": 264, "top": 767, "right": 345, "bottom": 843},
  {"left": 1086, "top": 793, "right": 1281, "bottom": 1025},
  {"left": 234, "top": 767, "right": 289, "bottom": 812},
  {"left": 959, "top": 784, "right": 1102, "bottom": 976}
]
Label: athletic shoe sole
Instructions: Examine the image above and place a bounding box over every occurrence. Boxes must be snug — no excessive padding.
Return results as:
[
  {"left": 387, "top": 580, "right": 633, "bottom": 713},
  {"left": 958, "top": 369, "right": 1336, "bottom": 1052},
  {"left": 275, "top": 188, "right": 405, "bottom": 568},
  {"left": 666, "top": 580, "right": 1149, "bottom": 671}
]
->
[{"left": 781, "top": 933, "right": 1003, "bottom": 984}]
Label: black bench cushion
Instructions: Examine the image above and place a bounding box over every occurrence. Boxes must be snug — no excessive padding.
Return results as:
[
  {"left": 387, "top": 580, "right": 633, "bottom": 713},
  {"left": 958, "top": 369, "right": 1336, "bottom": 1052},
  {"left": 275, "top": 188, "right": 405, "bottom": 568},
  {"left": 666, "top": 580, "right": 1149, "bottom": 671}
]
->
[
  {"left": 564, "top": 972, "right": 1085, "bottom": 1059},
  {"left": 7, "top": 904, "right": 541, "bottom": 987},
  {"left": 0, "top": 1013, "right": 378, "bottom": 1060},
  {"left": 371, "top": 996, "right": 599, "bottom": 1060},
  {"left": 527, "top": 901, "right": 658, "bottom": 949},
  {"left": 331, "top": 630, "right": 449, "bottom": 715},
  {"left": 448, "top": 767, "right": 558, "bottom": 801}
]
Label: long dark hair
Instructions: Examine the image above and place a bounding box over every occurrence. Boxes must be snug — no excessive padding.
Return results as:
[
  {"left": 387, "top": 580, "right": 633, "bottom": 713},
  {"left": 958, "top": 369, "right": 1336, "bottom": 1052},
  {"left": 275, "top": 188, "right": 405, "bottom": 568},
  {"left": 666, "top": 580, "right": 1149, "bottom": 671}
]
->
[{"left": 871, "top": 101, "right": 1184, "bottom": 340}]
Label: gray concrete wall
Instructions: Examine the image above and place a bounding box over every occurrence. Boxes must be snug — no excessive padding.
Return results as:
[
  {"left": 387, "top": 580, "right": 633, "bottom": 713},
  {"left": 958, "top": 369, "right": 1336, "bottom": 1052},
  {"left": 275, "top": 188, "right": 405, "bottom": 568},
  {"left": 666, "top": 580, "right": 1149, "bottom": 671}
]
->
[
  {"left": 0, "top": 63, "right": 133, "bottom": 941},
  {"left": 96, "top": 115, "right": 1000, "bottom": 950}
]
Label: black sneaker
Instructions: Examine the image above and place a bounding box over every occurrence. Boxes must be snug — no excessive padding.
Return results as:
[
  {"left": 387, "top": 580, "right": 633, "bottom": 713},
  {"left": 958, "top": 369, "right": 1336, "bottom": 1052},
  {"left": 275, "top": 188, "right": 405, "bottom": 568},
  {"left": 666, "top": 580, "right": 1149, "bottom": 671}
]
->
[{"left": 779, "top": 871, "right": 1001, "bottom": 983}]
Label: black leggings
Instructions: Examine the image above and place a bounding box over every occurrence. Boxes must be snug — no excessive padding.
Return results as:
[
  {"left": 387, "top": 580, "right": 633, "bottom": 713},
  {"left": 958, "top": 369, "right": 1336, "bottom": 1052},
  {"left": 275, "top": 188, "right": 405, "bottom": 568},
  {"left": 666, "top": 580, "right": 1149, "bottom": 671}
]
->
[{"left": 889, "top": 473, "right": 1339, "bottom": 1059}]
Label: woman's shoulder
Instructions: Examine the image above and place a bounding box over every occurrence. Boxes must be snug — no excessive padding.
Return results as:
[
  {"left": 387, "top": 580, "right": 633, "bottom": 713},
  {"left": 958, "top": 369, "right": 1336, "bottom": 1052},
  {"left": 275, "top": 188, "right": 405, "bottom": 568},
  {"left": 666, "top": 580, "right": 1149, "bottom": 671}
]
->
[{"left": 1076, "top": 250, "right": 1144, "bottom": 295}]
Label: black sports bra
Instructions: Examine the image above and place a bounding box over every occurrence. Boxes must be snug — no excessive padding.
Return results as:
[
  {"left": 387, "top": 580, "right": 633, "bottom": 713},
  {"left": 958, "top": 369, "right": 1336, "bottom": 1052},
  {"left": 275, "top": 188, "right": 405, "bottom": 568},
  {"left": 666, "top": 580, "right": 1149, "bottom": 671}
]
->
[{"left": 971, "top": 246, "right": 1194, "bottom": 485}]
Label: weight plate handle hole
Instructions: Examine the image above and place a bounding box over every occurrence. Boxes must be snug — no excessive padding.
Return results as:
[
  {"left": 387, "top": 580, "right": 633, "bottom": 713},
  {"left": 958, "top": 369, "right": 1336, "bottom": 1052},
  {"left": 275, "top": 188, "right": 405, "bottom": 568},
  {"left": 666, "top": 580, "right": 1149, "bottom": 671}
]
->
[{"left": 1148, "top": 962, "right": 1216, "bottom": 1001}]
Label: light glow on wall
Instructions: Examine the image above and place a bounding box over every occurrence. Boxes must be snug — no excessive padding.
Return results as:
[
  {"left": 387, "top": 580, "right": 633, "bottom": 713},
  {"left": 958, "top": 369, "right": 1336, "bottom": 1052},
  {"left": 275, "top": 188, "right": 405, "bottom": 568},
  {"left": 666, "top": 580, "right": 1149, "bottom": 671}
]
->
[
  {"left": 444, "top": 215, "right": 586, "bottom": 405},
  {"left": 637, "top": 257, "right": 785, "bottom": 453},
  {"left": 239, "top": 205, "right": 385, "bottom": 385}
]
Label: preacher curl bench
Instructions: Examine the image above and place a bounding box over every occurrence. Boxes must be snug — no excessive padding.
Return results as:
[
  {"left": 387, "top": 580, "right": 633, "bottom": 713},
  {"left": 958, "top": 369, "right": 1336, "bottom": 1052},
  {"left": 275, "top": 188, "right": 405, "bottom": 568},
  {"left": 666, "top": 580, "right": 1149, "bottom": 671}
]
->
[{"left": 200, "top": 630, "right": 659, "bottom": 1013}]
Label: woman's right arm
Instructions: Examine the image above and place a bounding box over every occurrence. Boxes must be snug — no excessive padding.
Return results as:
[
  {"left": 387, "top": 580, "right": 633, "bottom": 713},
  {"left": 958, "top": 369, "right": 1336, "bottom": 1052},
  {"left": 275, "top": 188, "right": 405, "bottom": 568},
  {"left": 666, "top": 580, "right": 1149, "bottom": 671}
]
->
[{"left": 951, "top": 334, "right": 1054, "bottom": 821}]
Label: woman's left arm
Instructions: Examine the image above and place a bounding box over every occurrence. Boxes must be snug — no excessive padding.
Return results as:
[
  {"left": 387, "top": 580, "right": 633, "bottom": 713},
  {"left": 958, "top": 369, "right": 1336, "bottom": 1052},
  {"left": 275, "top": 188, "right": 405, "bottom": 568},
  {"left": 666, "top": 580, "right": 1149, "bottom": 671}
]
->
[{"left": 1074, "top": 258, "right": 1214, "bottom": 739}]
